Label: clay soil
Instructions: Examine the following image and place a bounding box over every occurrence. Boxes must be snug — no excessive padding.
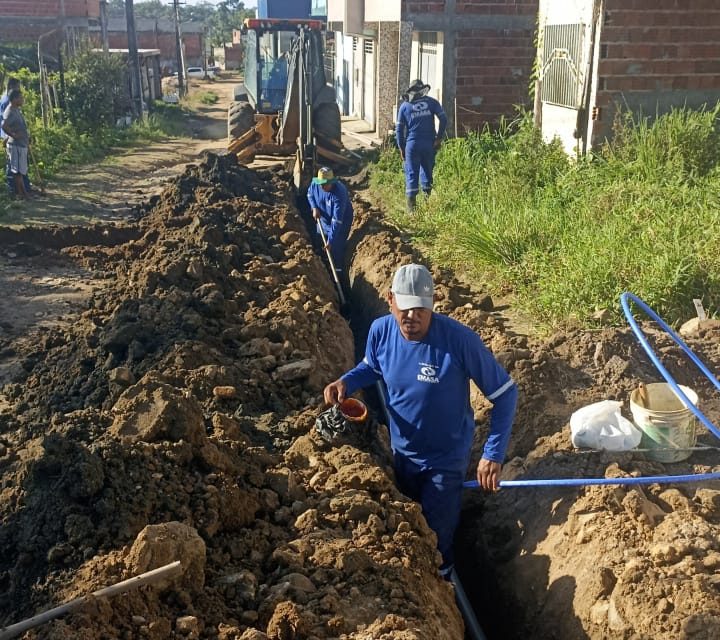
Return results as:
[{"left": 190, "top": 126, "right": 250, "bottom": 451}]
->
[{"left": 1, "top": 81, "right": 720, "bottom": 640}]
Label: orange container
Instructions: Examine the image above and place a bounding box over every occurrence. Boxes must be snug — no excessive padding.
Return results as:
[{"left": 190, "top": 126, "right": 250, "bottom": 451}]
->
[{"left": 339, "top": 398, "right": 368, "bottom": 423}]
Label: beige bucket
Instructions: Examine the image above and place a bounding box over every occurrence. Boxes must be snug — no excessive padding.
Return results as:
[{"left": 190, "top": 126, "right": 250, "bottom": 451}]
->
[{"left": 629, "top": 383, "right": 698, "bottom": 462}]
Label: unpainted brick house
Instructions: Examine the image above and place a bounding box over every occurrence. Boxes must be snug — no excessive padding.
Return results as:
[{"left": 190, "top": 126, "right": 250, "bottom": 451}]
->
[
  {"left": 0, "top": 0, "right": 100, "bottom": 47},
  {"left": 90, "top": 18, "right": 206, "bottom": 72},
  {"left": 537, "top": 0, "right": 720, "bottom": 155},
  {"left": 326, "top": 0, "right": 539, "bottom": 138}
]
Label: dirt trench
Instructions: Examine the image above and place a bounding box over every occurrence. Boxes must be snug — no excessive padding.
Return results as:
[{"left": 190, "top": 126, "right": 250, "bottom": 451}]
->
[{"left": 1, "top": 151, "right": 720, "bottom": 640}]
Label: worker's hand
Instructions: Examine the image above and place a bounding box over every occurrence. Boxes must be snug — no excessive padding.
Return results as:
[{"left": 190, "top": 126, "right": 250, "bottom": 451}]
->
[
  {"left": 476, "top": 458, "right": 502, "bottom": 492},
  {"left": 323, "top": 379, "right": 347, "bottom": 406},
  {"left": 324, "top": 241, "right": 331, "bottom": 251},
  {"left": 433, "top": 138, "right": 442, "bottom": 151},
  {"left": 312, "top": 208, "right": 320, "bottom": 220}
]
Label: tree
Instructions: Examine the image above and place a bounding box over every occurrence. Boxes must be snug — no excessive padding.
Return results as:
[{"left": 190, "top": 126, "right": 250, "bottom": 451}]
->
[{"left": 208, "top": 1, "right": 254, "bottom": 47}]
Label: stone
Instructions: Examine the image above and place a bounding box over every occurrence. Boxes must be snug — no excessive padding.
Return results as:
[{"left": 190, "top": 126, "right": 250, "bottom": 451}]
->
[
  {"left": 273, "top": 359, "right": 315, "bottom": 381},
  {"left": 176, "top": 615, "right": 199, "bottom": 635}
]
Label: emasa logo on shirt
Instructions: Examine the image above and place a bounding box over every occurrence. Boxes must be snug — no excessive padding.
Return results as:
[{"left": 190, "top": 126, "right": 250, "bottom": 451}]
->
[{"left": 417, "top": 362, "right": 439, "bottom": 384}]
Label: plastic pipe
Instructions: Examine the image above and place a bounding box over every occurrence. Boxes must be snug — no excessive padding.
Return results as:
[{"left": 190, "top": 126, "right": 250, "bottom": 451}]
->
[
  {"left": 464, "top": 292, "right": 720, "bottom": 491},
  {"left": 463, "top": 471, "right": 720, "bottom": 490},
  {"left": 620, "top": 292, "right": 720, "bottom": 439},
  {"left": 450, "top": 569, "right": 487, "bottom": 640}
]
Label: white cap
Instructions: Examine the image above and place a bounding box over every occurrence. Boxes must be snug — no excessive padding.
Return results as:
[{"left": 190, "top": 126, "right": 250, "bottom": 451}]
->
[{"left": 391, "top": 264, "right": 434, "bottom": 310}]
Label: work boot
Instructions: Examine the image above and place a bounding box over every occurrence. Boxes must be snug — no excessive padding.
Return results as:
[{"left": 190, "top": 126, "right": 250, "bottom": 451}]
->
[
  {"left": 406, "top": 195, "right": 417, "bottom": 212},
  {"left": 423, "top": 188, "right": 432, "bottom": 197}
]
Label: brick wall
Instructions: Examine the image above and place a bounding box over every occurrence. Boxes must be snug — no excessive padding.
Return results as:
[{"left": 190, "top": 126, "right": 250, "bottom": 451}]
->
[
  {"left": 0, "top": 0, "right": 99, "bottom": 42},
  {"left": 0, "top": 0, "right": 99, "bottom": 18},
  {"left": 455, "top": 25, "right": 536, "bottom": 131},
  {"left": 593, "top": 0, "right": 720, "bottom": 144},
  {"left": 401, "top": 0, "right": 538, "bottom": 133},
  {"left": 106, "top": 30, "right": 204, "bottom": 68}
]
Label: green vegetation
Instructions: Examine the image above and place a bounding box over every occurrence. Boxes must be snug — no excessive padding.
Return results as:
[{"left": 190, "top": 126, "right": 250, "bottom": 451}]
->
[
  {"left": 196, "top": 91, "right": 220, "bottom": 105},
  {"left": 0, "top": 54, "right": 190, "bottom": 213},
  {"left": 107, "top": 0, "right": 255, "bottom": 48},
  {"left": 371, "top": 108, "right": 720, "bottom": 328}
]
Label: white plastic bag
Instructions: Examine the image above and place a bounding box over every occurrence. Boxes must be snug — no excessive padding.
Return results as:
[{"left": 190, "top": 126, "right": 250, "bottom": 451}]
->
[{"left": 570, "top": 400, "right": 642, "bottom": 451}]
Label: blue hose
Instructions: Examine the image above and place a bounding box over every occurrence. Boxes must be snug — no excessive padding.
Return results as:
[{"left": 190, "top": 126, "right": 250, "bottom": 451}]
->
[
  {"left": 463, "top": 471, "right": 720, "bottom": 490},
  {"left": 464, "top": 292, "right": 720, "bottom": 491}
]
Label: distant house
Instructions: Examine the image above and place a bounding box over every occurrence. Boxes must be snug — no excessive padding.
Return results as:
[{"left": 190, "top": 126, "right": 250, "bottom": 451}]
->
[
  {"left": 326, "top": 0, "right": 538, "bottom": 138},
  {"left": 90, "top": 18, "right": 206, "bottom": 73},
  {"left": 0, "top": 0, "right": 100, "bottom": 47},
  {"left": 536, "top": 0, "right": 720, "bottom": 155}
]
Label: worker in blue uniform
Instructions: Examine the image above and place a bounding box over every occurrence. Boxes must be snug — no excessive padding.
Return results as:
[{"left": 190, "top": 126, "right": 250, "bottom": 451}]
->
[
  {"left": 395, "top": 80, "right": 448, "bottom": 212},
  {"left": 307, "top": 166, "right": 354, "bottom": 277},
  {"left": 323, "top": 263, "right": 517, "bottom": 579}
]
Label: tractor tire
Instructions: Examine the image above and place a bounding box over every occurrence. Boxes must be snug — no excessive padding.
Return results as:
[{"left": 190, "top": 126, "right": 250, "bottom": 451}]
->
[
  {"left": 228, "top": 101, "right": 255, "bottom": 143},
  {"left": 312, "top": 101, "right": 342, "bottom": 146}
]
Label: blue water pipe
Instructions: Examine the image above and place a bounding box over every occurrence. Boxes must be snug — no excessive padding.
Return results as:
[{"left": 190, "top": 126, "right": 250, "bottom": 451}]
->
[{"left": 464, "top": 292, "right": 720, "bottom": 491}]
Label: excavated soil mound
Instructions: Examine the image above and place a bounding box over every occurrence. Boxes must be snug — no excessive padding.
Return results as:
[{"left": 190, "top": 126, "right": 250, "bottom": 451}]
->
[{"left": 0, "top": 153, "right": 462, "bottom": 639}]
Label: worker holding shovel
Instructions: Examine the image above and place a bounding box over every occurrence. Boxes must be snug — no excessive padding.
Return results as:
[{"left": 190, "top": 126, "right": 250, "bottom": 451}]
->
[
  {"left": 322, "top": 263, "right": 517, "bottom": 580},
  {"left": 307, "top": 167, "right": 354, "bottom": 295}
]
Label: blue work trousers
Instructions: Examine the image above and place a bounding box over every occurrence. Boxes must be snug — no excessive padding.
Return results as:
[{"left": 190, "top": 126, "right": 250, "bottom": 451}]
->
[
  {"left": 404, "top": 140, "right": 436, "bottom": 197},
  {"left": 393, "top": 452, "right": 464, "bottom": 578}
]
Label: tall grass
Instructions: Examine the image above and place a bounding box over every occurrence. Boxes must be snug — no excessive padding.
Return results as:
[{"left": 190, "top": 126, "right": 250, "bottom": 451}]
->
[{"left": 370, "top": 107, "right": 720, "bottom": 328}]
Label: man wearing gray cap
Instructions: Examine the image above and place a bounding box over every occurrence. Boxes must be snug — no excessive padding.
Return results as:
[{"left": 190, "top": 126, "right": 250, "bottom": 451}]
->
[{"left": 323, "top": 263, "right": 517, "bottom": 579}]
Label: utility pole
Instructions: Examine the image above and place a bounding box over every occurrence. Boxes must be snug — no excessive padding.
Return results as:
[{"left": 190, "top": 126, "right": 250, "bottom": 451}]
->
[
  {"left": 125, "top": 0, "right": 144, "bottom": 118},
  {"left": 100, "top": 0, "right": 110, "bottom": 55},
  {"left": 173, "top": 0, "right": 185, "bottom": 96}
]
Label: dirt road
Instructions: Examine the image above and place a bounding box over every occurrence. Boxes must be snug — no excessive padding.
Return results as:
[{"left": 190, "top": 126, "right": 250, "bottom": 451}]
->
[{"left": 0, "top": 75, "right": 235, "bottom": 227}]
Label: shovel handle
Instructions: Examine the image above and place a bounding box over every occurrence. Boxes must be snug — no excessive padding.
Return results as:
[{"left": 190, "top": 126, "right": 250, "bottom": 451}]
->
[{"left": 317, "top": 222, "right": 346, "bottom": 306}]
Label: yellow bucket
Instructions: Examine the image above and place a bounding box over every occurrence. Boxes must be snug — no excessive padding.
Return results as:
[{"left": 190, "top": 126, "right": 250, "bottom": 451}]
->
[{"left": 629, "top": 382, "right": 698, "bottom": 462}]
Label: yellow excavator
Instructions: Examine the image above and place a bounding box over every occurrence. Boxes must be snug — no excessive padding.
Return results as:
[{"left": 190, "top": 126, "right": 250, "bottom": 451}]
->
[{"left": 227, "top": 18, "right": 349, "bottom": 189}]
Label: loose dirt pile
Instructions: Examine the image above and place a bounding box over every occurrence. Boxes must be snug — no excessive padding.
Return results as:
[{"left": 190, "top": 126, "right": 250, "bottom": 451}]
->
[
  {"left": 2, "top": 151, "right": 720, "bottom": 640},
  {"left": 0, "top": 153, "right": 461, "bottom": 639}
]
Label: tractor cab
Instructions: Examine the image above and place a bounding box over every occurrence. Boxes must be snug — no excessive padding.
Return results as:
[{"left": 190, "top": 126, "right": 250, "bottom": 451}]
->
[{"left": 243, "top": 19, "right": 325, "bottom": 115}]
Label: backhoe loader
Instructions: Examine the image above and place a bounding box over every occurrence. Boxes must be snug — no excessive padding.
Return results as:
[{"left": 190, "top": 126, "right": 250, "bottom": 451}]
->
[{"left": 227, "top": 18, "right": 348, "bottom": 190}]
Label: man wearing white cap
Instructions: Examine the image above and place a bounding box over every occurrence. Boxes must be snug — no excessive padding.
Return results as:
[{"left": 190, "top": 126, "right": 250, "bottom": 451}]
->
[{"left": 323, "top": 263, "right": 517, "bottom": 579}]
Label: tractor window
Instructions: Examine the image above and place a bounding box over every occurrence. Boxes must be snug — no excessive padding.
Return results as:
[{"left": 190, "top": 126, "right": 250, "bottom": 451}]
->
[{"left": 258, "top": 31, "right": 295, "bottom": 113}]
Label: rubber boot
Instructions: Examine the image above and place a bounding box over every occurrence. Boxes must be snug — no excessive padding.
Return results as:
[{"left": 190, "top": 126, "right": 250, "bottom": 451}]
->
[{"left": 406, "top": 194, "right": 417, "bottom": 212}]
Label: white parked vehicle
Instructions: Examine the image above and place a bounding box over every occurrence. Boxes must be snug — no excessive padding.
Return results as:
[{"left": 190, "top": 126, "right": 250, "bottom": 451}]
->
[{"left": 186, "top": 66, "right": 215, "bottom": 79}]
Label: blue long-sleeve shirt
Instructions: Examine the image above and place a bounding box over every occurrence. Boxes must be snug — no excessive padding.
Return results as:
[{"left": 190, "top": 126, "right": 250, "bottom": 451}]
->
[
  {"left": 342, "top": 313, "right": 516, "bottom": 470},
  {"left": 396, "top": 96, "right": 448, "bottom": 150},
  {"left": 306, "top": 181, "right": 354, "bottom": 246}
]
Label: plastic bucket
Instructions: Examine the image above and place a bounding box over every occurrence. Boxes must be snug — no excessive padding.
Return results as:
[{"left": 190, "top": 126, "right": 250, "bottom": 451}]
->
[{"left": 629, "top": 383, "right": 698, "bottom": 462}]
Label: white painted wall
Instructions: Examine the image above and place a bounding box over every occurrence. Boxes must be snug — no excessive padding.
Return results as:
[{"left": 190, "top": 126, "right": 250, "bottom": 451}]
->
[{"left": 365, "top": 0, "right": 401, "bottom": 21}]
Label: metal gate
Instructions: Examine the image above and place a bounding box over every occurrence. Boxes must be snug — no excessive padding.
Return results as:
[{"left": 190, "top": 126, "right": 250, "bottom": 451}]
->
[{"left": 541, "top": 23, "right": 585, "bottom": 108}]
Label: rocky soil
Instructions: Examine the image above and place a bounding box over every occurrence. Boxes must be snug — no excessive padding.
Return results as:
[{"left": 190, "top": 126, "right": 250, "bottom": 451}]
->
[{"left": 1, "top": 151, "right": 719, "bottom": 639}]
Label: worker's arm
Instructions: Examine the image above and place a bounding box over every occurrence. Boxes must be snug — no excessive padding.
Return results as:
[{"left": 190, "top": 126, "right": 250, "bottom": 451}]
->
[
  {"left": 395, "top": 105, "right": 407, "bottom": 156},
  {"left": 327, "top": 324, "right": 383, "bottom": 403},
  {"left": 306, "top": 183, "right": 319, "bottom": 210},
  {"left": 434, "top": 99, "right": 448, "bottom": 146}
]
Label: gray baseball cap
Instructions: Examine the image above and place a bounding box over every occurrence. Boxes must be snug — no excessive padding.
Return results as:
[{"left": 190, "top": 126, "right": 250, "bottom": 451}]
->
[{"left": 391, "top": 264, "right": 434, "bottom": 310}]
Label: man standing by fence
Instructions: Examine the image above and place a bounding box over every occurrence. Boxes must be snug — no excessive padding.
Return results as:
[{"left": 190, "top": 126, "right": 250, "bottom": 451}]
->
[{"left": 2, "top": 88, "right": 31, "bottom": 200}]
